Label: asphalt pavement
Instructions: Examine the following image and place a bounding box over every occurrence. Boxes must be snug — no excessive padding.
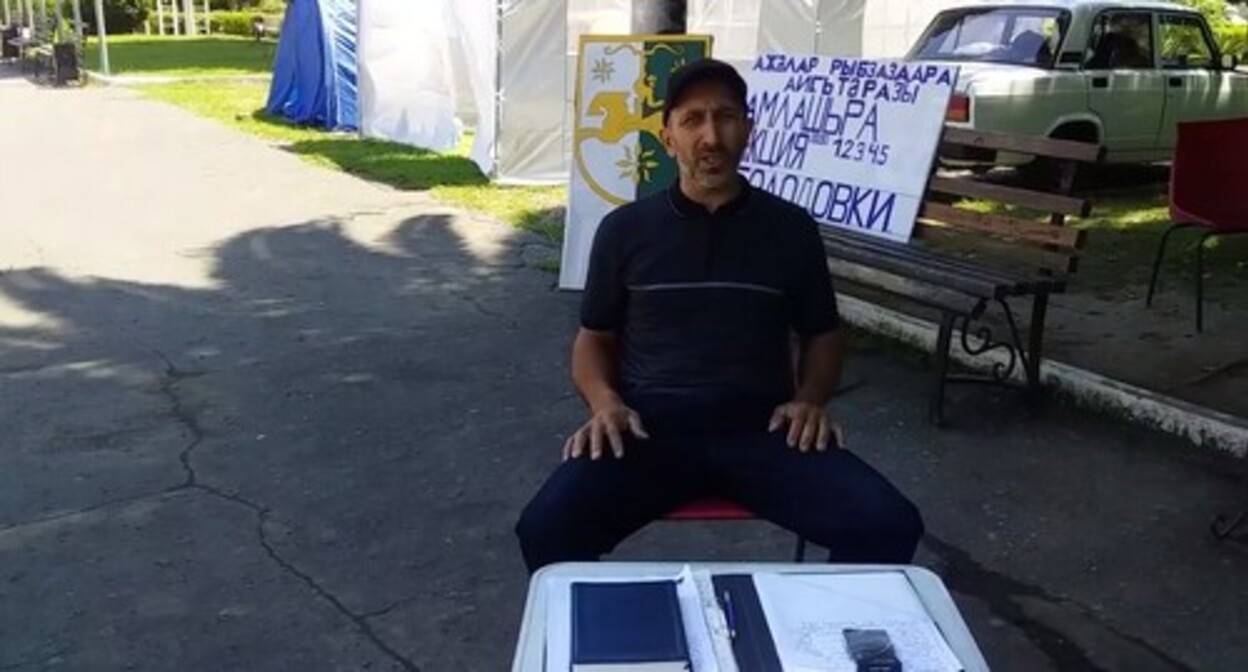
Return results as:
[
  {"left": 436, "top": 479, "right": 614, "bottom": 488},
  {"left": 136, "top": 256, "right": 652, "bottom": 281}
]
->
[{"left": 2, "top": 74, "right": 1247, "bottom": 671}]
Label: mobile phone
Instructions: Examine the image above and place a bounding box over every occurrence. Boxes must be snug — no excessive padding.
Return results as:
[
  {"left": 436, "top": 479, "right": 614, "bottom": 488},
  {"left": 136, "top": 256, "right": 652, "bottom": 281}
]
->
[{"left": 843, "top": 628, "right": 902, "bottom": 672}]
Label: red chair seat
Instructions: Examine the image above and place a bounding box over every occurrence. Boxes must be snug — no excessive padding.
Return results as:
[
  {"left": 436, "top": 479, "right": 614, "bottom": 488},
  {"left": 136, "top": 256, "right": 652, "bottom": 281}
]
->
[
  {"left": 665, "top": 498, "right": 756, "bottom": 521},
  {"left": 663, "top": 498, "right": 809, "bottom": 561}
]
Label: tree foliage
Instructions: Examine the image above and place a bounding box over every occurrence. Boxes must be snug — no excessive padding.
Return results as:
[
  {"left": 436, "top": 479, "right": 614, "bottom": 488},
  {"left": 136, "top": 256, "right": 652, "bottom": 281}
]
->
[
  {"left": 82, "top": 0, "right": 150, "bottom": 35},
  {"left": 1177, "top": 0, "right": 1248, "bottom": 57}
]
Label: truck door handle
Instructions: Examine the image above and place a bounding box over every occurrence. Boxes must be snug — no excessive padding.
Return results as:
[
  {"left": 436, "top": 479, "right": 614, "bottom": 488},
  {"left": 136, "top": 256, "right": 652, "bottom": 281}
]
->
[
  {"left": 1092, "top": 77, "right": 1109, "bottom": 89},
  {"left": 1169, "top": 77, "right": 1184, "bottom": 88}
]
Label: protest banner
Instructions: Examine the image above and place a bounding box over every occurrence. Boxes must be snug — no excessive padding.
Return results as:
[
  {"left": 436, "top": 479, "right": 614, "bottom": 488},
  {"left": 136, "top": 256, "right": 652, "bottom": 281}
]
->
[
  {"left": 559, "top": 34, "right": 712, "bottom": 290},
  {"left": 740, "top": 54, "right": 957, "bottom": 243}
]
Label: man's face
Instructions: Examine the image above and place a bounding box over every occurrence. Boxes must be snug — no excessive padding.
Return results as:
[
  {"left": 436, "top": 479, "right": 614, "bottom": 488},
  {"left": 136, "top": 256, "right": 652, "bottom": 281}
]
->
[{"left": 661, "top": 80, "right": 752, "bottom": 192}]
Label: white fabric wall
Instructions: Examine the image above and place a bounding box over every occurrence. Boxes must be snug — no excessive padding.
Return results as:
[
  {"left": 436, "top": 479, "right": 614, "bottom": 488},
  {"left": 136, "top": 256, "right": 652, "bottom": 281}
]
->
[
  {"left": 689, "top": 0, "right": 817, "bottom": 66},
  {"left": 449, "top": 0, "right": 498, "bottom": 178},
  {"left": 815, "top": 0, "right": 866, "bottom": 56},
  {"left": 358, "top": 0, "right": 461, "bottom": 151},
  {"left": 759, "top": 0, "right": 819, "bottom": 55},
  {"left": 857, "top": 0, "right": 960, "bottom": 57},
  {"left": 360, "top": 0, "right": 954, "bottom": 185},
  {"left": 689, "top": 0, "right": 942, "bottom": 73},
  {"left": 493, "top": 0, "right": 571, "bottom": 184},
  {"left": 446, "top": 15, "right": 481, "bottom": 129}
]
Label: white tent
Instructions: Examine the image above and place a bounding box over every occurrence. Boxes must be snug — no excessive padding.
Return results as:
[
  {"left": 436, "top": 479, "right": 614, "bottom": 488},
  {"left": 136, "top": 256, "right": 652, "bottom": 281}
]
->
[
  {"left": 690, "top": 0, "right": 963, "bottom": 64},
  {"left": 358, "top": 0, "right": 957, "bottom": 185}
]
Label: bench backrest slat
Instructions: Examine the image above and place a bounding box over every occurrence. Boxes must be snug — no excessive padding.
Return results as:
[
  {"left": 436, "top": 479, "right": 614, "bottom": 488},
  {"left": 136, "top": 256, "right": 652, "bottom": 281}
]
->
[
  {"left": 913, "top": 126, "right": 1102, "bottom": 277},
  {"left": 928, "top": 176, "right": 1091, "bottom": 219},
  {"left": 942, "top": 127, "right": 1105, "bottom": 163},
  {"left": 914, "top": 222, "right": 1081, "bottom": 275},
  {"left": 919, "top": 202, "right": 1086, "bottom": 250}
]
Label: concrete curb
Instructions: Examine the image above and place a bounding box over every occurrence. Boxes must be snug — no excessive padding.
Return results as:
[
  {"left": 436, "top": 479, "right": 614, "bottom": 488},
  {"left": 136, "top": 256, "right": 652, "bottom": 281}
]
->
[
  {"left": 84, "top": 71, "right": 270, "bottom": 86},
  {"left": 838, "top": 294, "right": 1248, "bottom": 457}
]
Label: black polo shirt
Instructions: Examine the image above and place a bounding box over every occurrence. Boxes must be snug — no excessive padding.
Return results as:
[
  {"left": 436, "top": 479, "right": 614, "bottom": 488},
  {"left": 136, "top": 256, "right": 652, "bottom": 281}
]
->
[{"left": 581, "top": 178, "right": 840, "bottom": 413}]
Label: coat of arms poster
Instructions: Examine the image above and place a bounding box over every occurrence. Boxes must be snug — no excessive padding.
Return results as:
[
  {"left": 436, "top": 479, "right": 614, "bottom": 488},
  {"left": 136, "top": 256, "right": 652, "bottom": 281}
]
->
[{"left": 560, "top": 34, "right": 713, "bottom": 290}]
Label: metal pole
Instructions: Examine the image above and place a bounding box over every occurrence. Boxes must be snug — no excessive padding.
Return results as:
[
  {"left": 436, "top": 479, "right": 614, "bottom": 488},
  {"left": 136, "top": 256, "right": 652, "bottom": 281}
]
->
[
  {"left": 91, "top": 0, "right": 106, "bottom": 74},
  {"left": 71, "top": 0, "right": 83, "bottom": 45},
  {"left": 631, "top": 0, "right": 686, "bottom": 34},
  {"left": 491, "top": 0, "right": 502, "bottom": 173}
]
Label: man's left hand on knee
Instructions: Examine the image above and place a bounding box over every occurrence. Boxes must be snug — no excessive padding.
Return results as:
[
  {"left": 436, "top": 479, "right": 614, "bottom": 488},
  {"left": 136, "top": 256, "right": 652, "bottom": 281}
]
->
[{"left": 768, "top": 401, "right": 845, "bottom": 452}]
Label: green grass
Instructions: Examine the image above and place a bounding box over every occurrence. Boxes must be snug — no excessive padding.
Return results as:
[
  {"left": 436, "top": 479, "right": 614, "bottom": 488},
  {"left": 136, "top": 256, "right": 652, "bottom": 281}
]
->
[
  {"left": 84, "top": 35, "right": 277, "bottom": 77},
  {"left": 140, "top": 81, "right": 566, "bottom": 242}
]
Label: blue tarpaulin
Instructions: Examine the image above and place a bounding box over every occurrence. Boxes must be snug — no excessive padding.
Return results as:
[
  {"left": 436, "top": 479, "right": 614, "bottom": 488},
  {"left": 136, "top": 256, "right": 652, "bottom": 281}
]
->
[{"left": 266, "top": 0, "right": 358, "bottom": 130}]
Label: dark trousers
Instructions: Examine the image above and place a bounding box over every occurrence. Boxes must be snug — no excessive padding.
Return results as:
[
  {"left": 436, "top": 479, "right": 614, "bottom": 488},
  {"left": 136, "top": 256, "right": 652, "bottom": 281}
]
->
[{"left": 515, "top": 404, "right": 924, "bottom": 573}]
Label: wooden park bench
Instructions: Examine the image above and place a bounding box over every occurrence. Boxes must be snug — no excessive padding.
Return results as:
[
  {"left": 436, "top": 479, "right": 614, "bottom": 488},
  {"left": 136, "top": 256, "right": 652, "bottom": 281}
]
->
[
  {"left": 9, "top": 35, "right": 51, "bottom": 77},
  {"left": 821, "top": 127, "right": 1104, "bottom": 425},
  {"left": 29, "top": 43, "right": 55, "bottom": 79},
  {"left": 9, "top": 36, "right": 79, "bottom": 85}
]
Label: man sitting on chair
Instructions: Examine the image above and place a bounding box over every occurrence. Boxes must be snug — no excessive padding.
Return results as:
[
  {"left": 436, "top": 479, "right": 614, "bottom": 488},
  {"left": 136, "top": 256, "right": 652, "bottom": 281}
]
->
[{"left": 515, "top": 59, "right": 924, "bottom": 573}]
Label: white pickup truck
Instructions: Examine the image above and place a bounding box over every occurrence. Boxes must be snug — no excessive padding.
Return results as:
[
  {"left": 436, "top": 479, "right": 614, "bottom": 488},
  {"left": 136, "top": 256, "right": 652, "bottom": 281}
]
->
[{"left": 907, "top": 0, "right": 1248, "bottom": 167}]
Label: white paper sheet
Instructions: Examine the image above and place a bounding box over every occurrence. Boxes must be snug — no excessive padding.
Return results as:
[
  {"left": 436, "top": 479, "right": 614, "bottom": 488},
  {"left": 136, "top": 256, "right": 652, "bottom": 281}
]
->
[
  {"left": 544, "top": 568, "right": 726, "bottom": 672},
  {"left": 753, "top": 571, "right": 964, "bottom": 672},
  {"left": 683, "top": 568, "right": 739, "bottom": 672}
]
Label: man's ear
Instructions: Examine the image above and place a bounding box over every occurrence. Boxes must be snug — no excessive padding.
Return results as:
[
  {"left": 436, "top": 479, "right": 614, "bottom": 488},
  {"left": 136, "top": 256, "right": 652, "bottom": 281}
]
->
[{"left": 660, "top": 126, "right": 676, "bottom": 157}]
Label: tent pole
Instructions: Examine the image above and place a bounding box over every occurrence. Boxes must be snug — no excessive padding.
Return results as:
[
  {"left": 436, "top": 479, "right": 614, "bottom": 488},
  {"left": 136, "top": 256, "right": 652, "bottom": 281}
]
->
[
  {"left": 631, "top": 0, "right": 686, "bottom": 34},
  {"left": 493, "top": 0, "right": 503, "bottom": 180}
]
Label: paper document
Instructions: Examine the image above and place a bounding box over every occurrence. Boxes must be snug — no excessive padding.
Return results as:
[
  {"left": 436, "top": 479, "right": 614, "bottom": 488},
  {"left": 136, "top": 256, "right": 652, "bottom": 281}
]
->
[
  {"left": 681, "top": 567, "right": 739, "bottom": 672},
  {"left": 753, "top": 571, "right": 964, "bottom": 672},
  {"left": 545, "top": 567, "right": 731, "bottom": 672}
]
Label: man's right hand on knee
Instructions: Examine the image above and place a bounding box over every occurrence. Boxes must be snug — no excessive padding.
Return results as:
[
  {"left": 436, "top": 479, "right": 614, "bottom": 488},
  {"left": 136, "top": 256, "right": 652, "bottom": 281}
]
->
[{"left": 563, "top": 400, "right": 649, "bottom": 461}]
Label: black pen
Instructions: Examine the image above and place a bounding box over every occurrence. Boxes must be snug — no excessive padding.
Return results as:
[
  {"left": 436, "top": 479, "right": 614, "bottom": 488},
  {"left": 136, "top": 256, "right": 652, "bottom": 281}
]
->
[{"left": 722, "top": 590, "right": 738, "bottom": 640}]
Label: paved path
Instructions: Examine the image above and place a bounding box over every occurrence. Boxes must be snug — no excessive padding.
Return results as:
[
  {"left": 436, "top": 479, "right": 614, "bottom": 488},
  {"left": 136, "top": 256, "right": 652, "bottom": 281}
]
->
[{"left": 2, "top": 74, "right": 1247, "bottom": 671}]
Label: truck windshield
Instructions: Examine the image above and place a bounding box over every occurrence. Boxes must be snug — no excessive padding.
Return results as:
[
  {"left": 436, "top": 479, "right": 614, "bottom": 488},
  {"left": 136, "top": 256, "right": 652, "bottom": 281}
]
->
[{"left": 910, "top": 7, "right": 1069, "bottom": 68}]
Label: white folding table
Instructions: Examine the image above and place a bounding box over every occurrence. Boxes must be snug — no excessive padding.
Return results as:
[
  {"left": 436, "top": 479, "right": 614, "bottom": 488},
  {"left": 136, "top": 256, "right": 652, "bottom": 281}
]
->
[{"left": 511, "top": 561, "right": 990, "bottom": 671}]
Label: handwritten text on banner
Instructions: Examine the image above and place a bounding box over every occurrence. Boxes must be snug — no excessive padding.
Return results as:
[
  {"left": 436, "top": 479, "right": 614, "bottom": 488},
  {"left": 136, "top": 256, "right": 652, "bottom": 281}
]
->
[{"left": 740, "top": 54, "right": 957, "bottom": 243}]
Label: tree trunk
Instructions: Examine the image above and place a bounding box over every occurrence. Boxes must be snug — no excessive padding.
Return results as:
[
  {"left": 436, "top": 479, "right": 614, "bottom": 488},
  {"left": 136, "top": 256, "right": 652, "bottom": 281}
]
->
[
  {"left": 183, "top": 0, "right": 197, "bottom": 36},
  {"left": 631, "top": 0, "right": 686, "bottom": 34}
]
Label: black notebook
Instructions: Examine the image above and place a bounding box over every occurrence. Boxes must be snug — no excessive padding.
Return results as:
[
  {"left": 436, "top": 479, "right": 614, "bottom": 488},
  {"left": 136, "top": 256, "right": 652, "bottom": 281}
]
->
[
  {"left": 711, "top": 574, "right": 783, "bottom": 672},
  {"left": 570, "top": 580, "right": 692, "bottom": 672}
]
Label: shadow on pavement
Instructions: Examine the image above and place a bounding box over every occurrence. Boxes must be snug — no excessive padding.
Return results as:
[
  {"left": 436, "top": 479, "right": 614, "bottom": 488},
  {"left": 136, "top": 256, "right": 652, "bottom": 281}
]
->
[{"left": 1, "top": 211, "right": 1247, "bottom": 670}]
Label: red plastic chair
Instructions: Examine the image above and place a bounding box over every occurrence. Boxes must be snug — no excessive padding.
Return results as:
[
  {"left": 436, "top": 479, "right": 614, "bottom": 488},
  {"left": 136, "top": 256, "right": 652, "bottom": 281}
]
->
[
  {"left": 665, "top": 498, "right": 808, "bottom": 562},
  {"left": 1146, "top": 117, "right": 1248, "bottom": 332}
]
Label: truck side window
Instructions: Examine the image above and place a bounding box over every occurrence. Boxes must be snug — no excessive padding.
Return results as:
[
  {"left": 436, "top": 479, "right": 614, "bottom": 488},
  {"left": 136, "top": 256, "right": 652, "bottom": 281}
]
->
[
  {"left": 1086, "top": 12, "right": 1154, "bottom": 69},
  {"left": 1159, "top": 14, "right": 1215, "bottom": 69}
]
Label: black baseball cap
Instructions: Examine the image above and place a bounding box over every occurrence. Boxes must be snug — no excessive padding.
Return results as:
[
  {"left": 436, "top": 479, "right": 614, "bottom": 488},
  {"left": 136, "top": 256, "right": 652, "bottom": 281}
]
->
[{"left": 662, "top": 58, "right": 748, "bottom": 124}]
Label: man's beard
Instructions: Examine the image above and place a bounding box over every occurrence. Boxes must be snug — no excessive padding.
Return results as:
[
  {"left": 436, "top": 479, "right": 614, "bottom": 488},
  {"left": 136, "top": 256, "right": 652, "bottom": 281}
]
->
[{"left": 681, "top": 154, "right": 738, "bottom": 190}]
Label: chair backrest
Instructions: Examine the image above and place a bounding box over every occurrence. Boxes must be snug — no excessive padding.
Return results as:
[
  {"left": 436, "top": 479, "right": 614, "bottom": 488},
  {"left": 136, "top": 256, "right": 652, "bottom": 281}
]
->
[
  {"left": 916, "top": 127, "right": 1103, "bottom": 276},
  {"left": 1171, "top": 117, "right": 1248, "bottom": 230}
]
